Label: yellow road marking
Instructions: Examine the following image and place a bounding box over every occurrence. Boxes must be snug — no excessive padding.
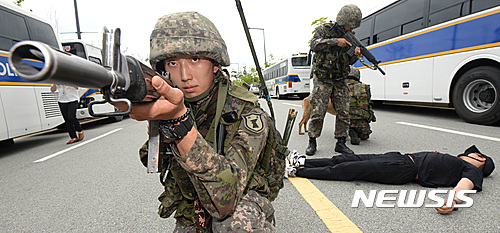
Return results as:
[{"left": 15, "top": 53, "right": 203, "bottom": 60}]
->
[{"left": 288, "top": 177, "right": 362, "bottom": 233}]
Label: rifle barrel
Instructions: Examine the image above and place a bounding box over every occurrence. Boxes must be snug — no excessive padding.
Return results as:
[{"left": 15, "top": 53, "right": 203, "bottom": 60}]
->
[{"left": 9, "top": 41, "right": 113, "bottom": 88}]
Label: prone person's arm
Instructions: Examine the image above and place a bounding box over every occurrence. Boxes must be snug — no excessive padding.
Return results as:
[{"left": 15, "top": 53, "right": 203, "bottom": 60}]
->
[{"left": 435, "top": 178, "right": 474, "bottom": 215}]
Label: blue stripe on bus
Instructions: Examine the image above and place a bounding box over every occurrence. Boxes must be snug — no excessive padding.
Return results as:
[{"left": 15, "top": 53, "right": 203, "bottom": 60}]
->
[
  {"left": 80, "top": 88, "right": 101, "bottom": 99},
  {"left": 269, "top": 74, "right": 302, "bottom": 85},
  {"left": 354, "top": 9, "right": 500, "bottom": 67},
  {"left": 1, "top": 52, "right": 47, "bottom": 85}
]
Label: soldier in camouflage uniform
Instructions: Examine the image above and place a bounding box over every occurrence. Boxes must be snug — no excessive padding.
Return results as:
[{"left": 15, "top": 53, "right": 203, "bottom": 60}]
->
[
  {"left": 306, "top": 5, "right": 363, "bottom": 155},
  {"left": 128, "top": 12, "right": 275, "bottom": 232},
  {"left": 346, "top": 67, "right": 376, "bottom": 145}
]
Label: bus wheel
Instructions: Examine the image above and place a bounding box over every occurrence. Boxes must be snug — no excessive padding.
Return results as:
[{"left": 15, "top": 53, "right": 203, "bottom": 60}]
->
[
  {"left": 0, "top": 138, "right": 15, "bottom": 147},
  {"left": 276, "top": 89, "right": 284, "bottom": 99},
  {"left": 108, "top": 107, "right": 125, "bottom": 122},
  {"left": 452, "top": 66, "right": 500, "bottom": 125}
]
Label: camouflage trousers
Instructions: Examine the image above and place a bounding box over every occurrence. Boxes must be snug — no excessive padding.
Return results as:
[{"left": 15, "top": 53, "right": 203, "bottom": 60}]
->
[
  {"left": 173, "top": 190, "right": 276, "bottom": 233},
  {"left": 350, "top": 119, "right": 372, "bottom": 140},
  {"left": 308, "top": 75, "right": 351, "bottom": 138}
]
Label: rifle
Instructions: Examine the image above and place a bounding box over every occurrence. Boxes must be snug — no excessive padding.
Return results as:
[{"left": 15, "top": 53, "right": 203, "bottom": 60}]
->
[
  {"left": 9, "top": 27, "right": 168, "bottom": 173},
  {"left": 338, "top": 25, "right": 386, "bottom": 75},
  {"left": 235, "top": 0, "right": 297, "bottom": 147}
]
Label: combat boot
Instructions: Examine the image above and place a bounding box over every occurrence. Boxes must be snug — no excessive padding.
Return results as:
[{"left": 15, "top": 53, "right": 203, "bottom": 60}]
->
[
  {"left": 335, "top": 137, "right": 354, "bottom": 154},
  {"left": 305, "top": 137, "right": 317, "bottom": 156},
  {"left": 349, "top": 129, "right": 360, "bottom": 145}
]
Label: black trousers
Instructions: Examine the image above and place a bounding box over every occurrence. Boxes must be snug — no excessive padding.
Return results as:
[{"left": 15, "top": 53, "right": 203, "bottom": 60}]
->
[
  {"left": 295, "top": 152, "right": 418, "bottom": 185},
  {"left": 59, "top": 101, "right": 82, "bottom": 139}
]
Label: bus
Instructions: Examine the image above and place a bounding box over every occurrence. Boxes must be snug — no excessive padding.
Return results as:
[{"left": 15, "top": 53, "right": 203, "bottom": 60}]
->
[
  {"left": 263, "top": 53, "right": 311, "bottom": 99},
  {"left": 353, "top": 0, "right": 500, "bottom": 124},
  {"left": 0, "top": 1, "right": 64, "bottom": 145},
  {"left": 61, "top": 40, "right": 123, "bottom": 122}
]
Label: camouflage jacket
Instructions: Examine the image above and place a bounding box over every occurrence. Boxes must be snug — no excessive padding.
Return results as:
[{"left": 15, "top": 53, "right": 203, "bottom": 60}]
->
[
  {"left": 310, "top": 22, "right": 359, "bottom": 79},
  {"left": 140, "top": 75, "right": 269, "bottom": 226},
  {"left": 348, "top": 78, "right": 376, "bottom": 122}
]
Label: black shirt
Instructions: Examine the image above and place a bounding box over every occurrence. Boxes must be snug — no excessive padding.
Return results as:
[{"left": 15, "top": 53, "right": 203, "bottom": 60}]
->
[{"left": 411, "top": 152, "right": 483, "bottom": 191}]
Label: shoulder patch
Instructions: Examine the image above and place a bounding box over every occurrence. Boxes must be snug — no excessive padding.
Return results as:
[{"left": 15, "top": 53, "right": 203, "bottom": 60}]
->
[{"left": 242, "top": 113, "right": 264, "bottom": 134}]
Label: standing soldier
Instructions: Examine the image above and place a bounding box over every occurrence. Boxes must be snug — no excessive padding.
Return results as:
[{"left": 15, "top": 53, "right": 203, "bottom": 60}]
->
[
  {"left": 306, "top": 5, "right": 363, "bottom": 155},
  {"left": 347, "top": 67, "right": 376, "bottom": 145},
  {"left": 122, "top": 12, "right": 278, "bottom": 232}
]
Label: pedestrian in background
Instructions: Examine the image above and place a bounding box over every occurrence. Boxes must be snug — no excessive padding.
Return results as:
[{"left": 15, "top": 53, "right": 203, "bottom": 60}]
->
[{"left": 51, "top": 84, "right": 84, "bottom": 144}]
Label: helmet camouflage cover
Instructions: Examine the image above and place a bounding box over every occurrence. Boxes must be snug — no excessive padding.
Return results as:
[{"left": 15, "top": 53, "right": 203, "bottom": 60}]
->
[
  {"left": 336, "top": 4, "right": 362, "bottom": 29},
  {"left": 150, "top": 11, "right": 230, "bottom": 72},
  {"left": 348, "top": 67, "right": 360, "bottom": 81}
]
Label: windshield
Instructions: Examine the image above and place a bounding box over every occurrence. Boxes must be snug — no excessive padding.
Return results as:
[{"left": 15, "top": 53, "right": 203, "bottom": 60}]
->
[
  {"left": 62, "top": 42, "right": 86, "bottom": 59},
  {"left": 291, "top": 56, "right": 310, "bottom": 67}
]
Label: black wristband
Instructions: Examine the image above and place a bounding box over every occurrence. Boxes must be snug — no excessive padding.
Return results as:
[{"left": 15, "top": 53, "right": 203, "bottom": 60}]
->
[
  {"left": 159, "top": 114, "right": 194, "bottom": 141},
  {"left": 163, "top": 108, "right": 191, "bottom": 124}
]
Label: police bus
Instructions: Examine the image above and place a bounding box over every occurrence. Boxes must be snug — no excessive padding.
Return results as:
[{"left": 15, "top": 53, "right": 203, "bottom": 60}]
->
[
  {"left": 0, "top": 1, "right": 64, "bottom": 145},
  {"left": 61, "top": 40, "right": 123, "bottom": 122},
  {"left": 263, "top": 53, "right": 311, "bottom": 99},
  {"left": 353, "top": 0, "right": 500, "bottom": 124}
]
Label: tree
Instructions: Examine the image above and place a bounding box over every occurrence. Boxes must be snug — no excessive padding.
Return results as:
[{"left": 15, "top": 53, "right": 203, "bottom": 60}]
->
[
  {"left": 13, "top": 0, "right": 24, "bottom": 6},
  {"left": 232, "top": 54, "right": 281, "bottom": 87},
  {"left": 311, "top": 17, "right": 329, "bottom": 34},
  {"left": 309, "top": 17, "right": 329, "bottom": 44},
  {"left": 13, "top": 0, "right": 32, "bottom": 12}
]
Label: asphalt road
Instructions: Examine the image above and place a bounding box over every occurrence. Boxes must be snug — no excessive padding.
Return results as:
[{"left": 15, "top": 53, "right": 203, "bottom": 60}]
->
[{"left": 1, "top": 98, "right": 499, "bottom": 232}]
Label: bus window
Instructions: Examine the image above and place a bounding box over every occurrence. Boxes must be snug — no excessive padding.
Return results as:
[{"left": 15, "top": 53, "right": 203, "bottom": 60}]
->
[
  {"left": 292, "top": 56, "right": 308, "bottom": 66},
  {"left": 26, "top": 18, "right": 59, "bottom": 49},
  {"left": 429, "top": 0, "right": 467, "bottom": 13},
  {"left": 428, "top": 1, "right": 470, "bottom": 27},
  {"left": 375, "top": 27, "right": 400, "bottom": 44},
  {"left": 402, "top": 18, "right": 424, "bottom": 35},
  {"left": 373, "top": 0, "right": 425, "bottom": 43},
  {"left": 354, "top": 18, "right": 372, "bottom": 46},
  {"left": 0, "top": 37, "right": 10, "bottom": 50},
  {"left": 88, "top": 56, "right": 102, "bottom": 65},
  {"left": 0, "top": 8, "right": 30, "bottom": 50},
  {"left": 64, "top": 42, "right": 86, "bottom": 58},
  {"left": 471, "top": 0, "right": 500, "bottom": 13}
]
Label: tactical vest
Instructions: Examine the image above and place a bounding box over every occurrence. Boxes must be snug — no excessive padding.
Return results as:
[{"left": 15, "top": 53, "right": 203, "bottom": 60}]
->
[
  {"left": 348, "top": 79, "right": 376, "bottom": 122},
  {"left": 312, "top": 23, "right": 352, "bottom": 80},
  {"left": 206, "top": 81, "right": 288, "bottom": 202},
  {"left": 151, "top": 79, "right": 287, "bottom": 226}
]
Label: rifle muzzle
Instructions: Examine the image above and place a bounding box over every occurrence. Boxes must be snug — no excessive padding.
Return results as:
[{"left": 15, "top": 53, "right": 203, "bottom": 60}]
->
[{"left": 9, "top": 41, "right": 113, "bottom": 88}]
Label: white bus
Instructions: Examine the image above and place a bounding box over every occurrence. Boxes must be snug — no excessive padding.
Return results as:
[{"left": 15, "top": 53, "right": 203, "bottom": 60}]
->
[
  {"left": 263, "top": 53, "right": 311, "bottom": 99},
  {"left": 353, "top": 0, "right": 500, "bottom": 124},
  {"left": 0, "top": 1, "right": 64, "bottom": 145},
  {"left": 61, "top": 40, "right": 123, "bottom": 122}
]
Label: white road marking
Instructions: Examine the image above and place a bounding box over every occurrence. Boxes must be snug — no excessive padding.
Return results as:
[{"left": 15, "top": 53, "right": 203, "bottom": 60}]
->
[
  {"left": 34, "top": 128, "right": 123, "bottom": 163},
  {"left": 282, "top": 103, "right": 302, "bottom": 108},
  {"left": 397, "top": 122, "right": 500, "bottom": 142}
]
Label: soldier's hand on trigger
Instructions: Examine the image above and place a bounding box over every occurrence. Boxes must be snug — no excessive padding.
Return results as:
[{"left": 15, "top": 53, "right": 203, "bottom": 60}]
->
[
  {"left": 337, "top": 38, "right": 352, "bottom": 47},
  {"left": 113, "top": 76, "right": 187, "bottom": 122}
]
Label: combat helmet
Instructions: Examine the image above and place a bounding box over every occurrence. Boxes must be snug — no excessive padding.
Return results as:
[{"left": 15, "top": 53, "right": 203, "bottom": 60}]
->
[
  {"left": 336, "top": 5, "right": 362, "bottom": 29},
  {"left": 149, "top": 11, "right": 230, "bottom": 72},
  {"left": 348, "top": 67, "right": 360, "bottom": 81}
]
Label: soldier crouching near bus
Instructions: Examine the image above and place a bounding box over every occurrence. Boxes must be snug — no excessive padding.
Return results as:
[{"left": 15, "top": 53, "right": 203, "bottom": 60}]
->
[
  {"left": 116, "top": 12, "right": 276, "bottom": 232},
  {"left": 306, "top": 5, "right": 363, "bottom": 155},
  {"left": 346, "top": 67, "right": 376, "bottom": 145}
]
